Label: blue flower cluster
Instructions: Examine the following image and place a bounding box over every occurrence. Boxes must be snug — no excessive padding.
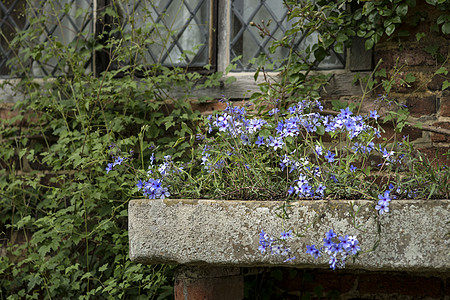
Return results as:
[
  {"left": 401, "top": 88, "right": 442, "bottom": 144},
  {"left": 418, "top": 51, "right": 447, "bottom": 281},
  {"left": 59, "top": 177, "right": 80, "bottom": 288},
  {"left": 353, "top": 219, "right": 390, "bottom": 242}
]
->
[
  {"left": 136, "top": 154, "right": 183, "bottom": 200},
  {"left": 258, "top": 229, "right": 296, "bottom": 262},
  {"left": 306, "top": 229, "right": 361, "bottom": 270},
  {"left": 136, "top": 178, "right": 170, "bottom": 199},
  {"left": 375, "top": 190, "right": 392, "bottom": 215},
  {"left": 106, "top": 156, "right": 129, "bottom": 173},
  {"left": 204, "top": 98, "right": 385, "bottom": 200}
]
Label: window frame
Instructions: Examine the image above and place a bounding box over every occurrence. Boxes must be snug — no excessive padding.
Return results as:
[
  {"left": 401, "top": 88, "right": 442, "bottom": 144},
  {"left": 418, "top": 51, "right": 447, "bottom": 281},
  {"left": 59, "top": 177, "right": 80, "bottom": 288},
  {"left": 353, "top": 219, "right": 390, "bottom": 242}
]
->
[
  {"left": 0, "top": 0, "right": 373, "bottom": 101},
  {"left": 213, "top": 0, "right": 372, "bottom": 99}
]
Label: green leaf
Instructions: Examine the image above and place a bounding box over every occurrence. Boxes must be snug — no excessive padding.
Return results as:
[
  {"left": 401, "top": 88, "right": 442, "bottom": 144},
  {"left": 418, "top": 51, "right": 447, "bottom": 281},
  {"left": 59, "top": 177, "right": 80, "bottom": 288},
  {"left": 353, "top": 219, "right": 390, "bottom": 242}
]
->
[
  {"left": 334, "top": 42, "right": 344, "bottom": 54},
  {"left": 385, "top": 24, "right": 396, "bottom": 36},
  {"left": 437, "top": 14, "right": 450, "bottom": 25},
  {"left": 316, "top": 125, "right": 325, "bottom": 136},
  {"left": 336, "top": 32, "right": 348, "bottom": 43},
  {"left": 365, "top": 38, "right": 375, "bottom": 50},
  {"left": 442, "top": 22, "right": 450, "bottom": 34},
  {"left": 396, "top": 4, "right": 409, "bottom": 17},
  {"left": 314, "top": 47, "right": 327, "bottom": 62},
  {"left": 425, "top": 0, "right": 437, "bottom": 5},
  {"left": 254, "top": 67, "right": 260, "bottom": 81},
  {"left": 424, "top": 45, "right": 439, "bottom": 56},
  {"left": 81, "top": 272, "right": 93, "bottom": 280},
  {"left": 172, "top": 136, "right": 185, "bottom": 148},
  {"left": 99, "top": 263, "right": 108, "bottom": 272},
  {"left": 165, "top": 121, "right": 175, "bottom": 130},
  {"left": 404, "top": 73, "right": 416, "bottom": 83},
  {"left": 416, "top": 32, "right": 426, "bottom": 41},
  {"left": 224, "top": 76, "right": 236, "bottom": 85},
  {"left": 19, "top": 148, "right": 27, "bottom": 159},
  {"left": 435, "top": 67, "right": 448, "bottom": 75},
  {"left": 374, "top": 68, "right": 387, "bottom": 78},
  {"left": 443, "top": 80, "right": 450, "bottom": 90},
  {"left": 181, "top": 122, "right": 193, "bottom": 135},
  {"left": 65, "top": 263, "right": 80, "bottom": 274}
]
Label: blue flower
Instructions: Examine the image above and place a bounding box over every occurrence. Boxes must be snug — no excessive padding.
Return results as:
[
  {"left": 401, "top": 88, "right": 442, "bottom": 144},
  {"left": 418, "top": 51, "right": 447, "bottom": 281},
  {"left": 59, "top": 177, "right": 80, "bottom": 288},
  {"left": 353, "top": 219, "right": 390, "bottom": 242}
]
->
[
  {"left": 307, "top": 230, "right": 361, "bottom": 270},
  {"left": 315, "top": 145, "right": 323, "bottom": 156},
  {"left": 157, "top": 187, "right": 171, "bottom": 199},
  {"left": 325, "top": 229, "right": 337, "bottom": 240},
  {"left": 105, "top": 163, "right": 114, "bottom": 173},
  {"left": 283, "top": 256, "right": 296, "bottom": 262},
  {"left": 241, "top": 134, "right": 249, "bottom": 145},
  {"left": 348, "top": 240, "right": 361, "bottom": 255},
  {"left": 350, "top": 164, "right": 357, "bottom": 172},
  {"left": 330, "top": 174, "right": 338, "bottom": 183},
  {"left": 136, "top": 180, "right": 144, "bottom": 191},
  {"left": 324, "top": 151, "right": 335, "bottom": 163},
  {"left": 378, "top": 190, "right": 391, "bottom": 205},
  {"left": 267, "top": 136, "right": 284, "bottom": 151},
  {"left": 369, "top": 110, "right": 380, "bottom": 119},
  {"left": 255, "top": 136, "right": 265, "bottom": 147},
  {"left": 306, "top": 245, "right": 321, "bottom": 259},
  {"left": 280, "top": 230, "right": 293, "bottom": 240},
  {"left": 288, "top": 105, "right": 297, "bottom": 114},
  {"left": 339, "top": 107, "right": 353, "bottom": 119},
  {"left": 375, "top": 202, "right": 389, "bottom": 215},
  {"left": 329, "top": 254, "right": 338, "bottom": 270},
  {"left": 315, "top": 184, "right": 326, "bottom": 198},
  {"left": 269, "top": 108, "right": 280, "bottom": 116},
  {"left": 287, "top": 186, "right": 295, "bottom": 195}
]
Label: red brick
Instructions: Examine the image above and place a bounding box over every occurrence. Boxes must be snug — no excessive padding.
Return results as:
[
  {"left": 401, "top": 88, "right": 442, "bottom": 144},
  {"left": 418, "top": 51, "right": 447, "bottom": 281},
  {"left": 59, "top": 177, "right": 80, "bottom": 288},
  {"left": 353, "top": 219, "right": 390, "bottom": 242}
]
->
[
  {"left": 174, "top": 267, "right": 243, "bottom": 300},
  {"left": 190, "top": 100, "right": 227, "bottom": 115},
  {"left": 440, "top": 92, "right": 450, "bottom": 117},
  {"left": 358, "top": 273, "right": 443, "bottom": 298},
  {"left": 376, "top": 49, "right": 436, "bottom": 70},
  {"left": 418, "top": 147, "right": 450, "bottom": 168},
  {"left": 0, "top": 107, "right": 19, "bottom": 122},
  {"left": 445, "top": 278, "right": 450, "bottom": 297},
  {"left": 406, "top": 95, "right": 437, "bottom": 117},
  {"left": 279, "top": 269, "right": 357, "bottom": 294},
  {"left": 431, "top": 121, "right": 450, "bottom": 142},
  {"left": 428, "top": 74, "right": 446, "bottom": 91},
  {"left": 373, "top": 121, "right": 423, "bottom": 143}
]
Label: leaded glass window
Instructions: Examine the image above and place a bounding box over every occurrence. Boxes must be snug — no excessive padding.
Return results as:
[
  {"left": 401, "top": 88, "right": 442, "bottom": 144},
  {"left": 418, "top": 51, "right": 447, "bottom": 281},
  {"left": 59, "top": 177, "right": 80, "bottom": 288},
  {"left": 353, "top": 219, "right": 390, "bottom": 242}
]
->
[
  {"left": 113, "top": 0, "right": 214, "bottom": 68},
  {"left": 230, "top": 0, "right": 346, "bottom": 72},
  {"left": 0, "top": 0, "right": 352, "bottom": 78},
  {"left": 0, "top": 0, "right": 93, "bottom": 77}
]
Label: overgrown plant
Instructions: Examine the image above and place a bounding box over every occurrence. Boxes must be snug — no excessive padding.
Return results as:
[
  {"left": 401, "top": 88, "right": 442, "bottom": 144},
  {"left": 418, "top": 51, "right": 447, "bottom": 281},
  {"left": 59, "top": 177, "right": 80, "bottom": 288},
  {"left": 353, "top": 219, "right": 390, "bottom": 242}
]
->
[
  {"left": 110, "top": 87, "right": 448, "bottom": 269},
  {"left": 0, "top": 0, "right": 226, "bottom": 298},
  {"left": 106, "top": 0, "right": 449, "bottom": 271}
]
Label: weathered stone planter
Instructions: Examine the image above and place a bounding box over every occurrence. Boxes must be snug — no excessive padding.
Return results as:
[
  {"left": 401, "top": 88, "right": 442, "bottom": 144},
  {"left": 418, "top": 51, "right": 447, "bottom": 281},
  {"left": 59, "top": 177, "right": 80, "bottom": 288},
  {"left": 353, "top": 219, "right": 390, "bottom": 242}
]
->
[
  {"left": 129, "top": 198, "right": 449, "bottom": 271},
  {"left": 129, "top": 199, "right": 449, "bottom": 299}
]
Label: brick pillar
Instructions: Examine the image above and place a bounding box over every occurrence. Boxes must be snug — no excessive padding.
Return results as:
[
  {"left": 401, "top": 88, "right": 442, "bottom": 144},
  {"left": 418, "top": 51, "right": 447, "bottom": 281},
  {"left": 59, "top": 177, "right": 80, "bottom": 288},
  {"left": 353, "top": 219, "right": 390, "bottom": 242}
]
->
[{"left": 174, "top": 266, "right": 243, "bottom": 300}]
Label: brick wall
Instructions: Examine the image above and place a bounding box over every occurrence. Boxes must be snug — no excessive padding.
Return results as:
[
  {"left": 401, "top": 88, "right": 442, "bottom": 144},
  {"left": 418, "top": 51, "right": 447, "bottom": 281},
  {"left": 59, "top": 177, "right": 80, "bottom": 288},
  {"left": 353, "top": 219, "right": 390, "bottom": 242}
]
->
[{"left": 244, "top": 267, "right": 449, "bottom": 300}]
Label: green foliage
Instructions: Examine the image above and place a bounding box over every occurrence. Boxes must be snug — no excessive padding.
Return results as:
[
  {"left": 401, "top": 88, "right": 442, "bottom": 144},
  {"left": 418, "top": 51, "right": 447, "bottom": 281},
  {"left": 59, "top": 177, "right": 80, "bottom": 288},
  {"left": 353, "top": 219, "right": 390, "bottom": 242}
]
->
[
  {"left": 1, "top": 0, "right": 449, "bottom": 297},
  {"left": 249, "top": 0, "right": 449, "bottom": 109},
  {"left": 0, "top": 0, "right": 225, "bottom": 298}
]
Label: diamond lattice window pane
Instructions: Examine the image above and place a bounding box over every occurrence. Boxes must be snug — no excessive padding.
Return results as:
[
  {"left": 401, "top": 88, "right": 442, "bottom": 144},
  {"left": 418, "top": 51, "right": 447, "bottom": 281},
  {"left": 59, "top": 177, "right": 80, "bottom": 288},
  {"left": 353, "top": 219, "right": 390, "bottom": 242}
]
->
[
  {"left": 0, "top": 0, "right": 93, "bottom": 77},
  {"left": 230, "top": 0, "right": 345, "bottom": 72},
  {"left": 115, "top": 0, "right": 211, "bottom": 68}
]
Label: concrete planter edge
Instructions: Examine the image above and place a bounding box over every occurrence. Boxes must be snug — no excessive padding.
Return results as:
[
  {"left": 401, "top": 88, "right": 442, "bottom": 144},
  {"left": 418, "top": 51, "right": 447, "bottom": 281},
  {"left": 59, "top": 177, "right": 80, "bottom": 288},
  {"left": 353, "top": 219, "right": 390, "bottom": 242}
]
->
[{"left": 128, "top": 199, "right": 450, "bottom": 273}]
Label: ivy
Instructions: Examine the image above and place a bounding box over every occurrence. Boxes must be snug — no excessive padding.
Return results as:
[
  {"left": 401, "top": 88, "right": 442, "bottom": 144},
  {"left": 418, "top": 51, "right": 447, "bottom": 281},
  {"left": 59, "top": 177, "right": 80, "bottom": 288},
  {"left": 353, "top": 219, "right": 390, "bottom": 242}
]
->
[{"left": 0, "top": 0, "right": 226, "bottom": 298}]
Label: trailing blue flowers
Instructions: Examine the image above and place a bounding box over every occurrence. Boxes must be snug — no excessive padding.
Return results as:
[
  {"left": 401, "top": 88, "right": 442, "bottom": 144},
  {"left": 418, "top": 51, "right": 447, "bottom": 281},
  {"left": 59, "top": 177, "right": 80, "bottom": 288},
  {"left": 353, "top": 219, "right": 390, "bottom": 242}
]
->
[
  {"left": 306, "top": 229, "right": 361, "bottom": 270},
  {"left": 259, "top": 230, "right": 296, "bottom": 262}
]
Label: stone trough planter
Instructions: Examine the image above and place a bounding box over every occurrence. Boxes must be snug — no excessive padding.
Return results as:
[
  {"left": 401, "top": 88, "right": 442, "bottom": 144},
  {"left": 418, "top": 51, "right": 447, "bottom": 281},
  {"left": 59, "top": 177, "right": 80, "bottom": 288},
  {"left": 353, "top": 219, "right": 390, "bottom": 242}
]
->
[
  {"left": 129, "top": 199, "right": 449, "bottom": 299},
  {"left": 129, "top": 198, "right": 449, "bottom": 271}
]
